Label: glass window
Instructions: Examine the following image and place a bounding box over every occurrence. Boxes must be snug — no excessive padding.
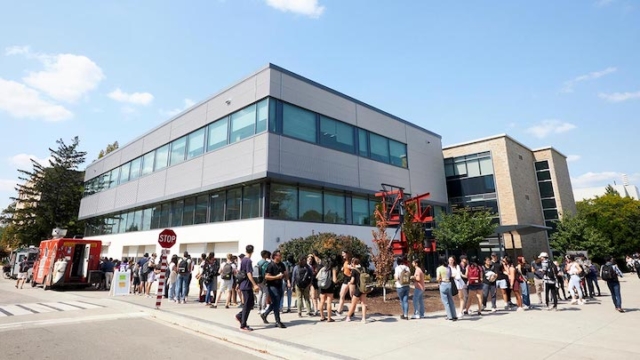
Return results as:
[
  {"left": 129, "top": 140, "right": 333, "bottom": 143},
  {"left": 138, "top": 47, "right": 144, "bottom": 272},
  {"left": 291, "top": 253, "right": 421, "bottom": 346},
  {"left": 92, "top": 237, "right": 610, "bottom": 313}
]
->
[
  {"left": 320, "top": 116, "right": 355, "bottom": 153},
  {"left": 226, "top": 188, "right": 242, "bottom": 221},
  {"left": 269, "top": 98, "right": 277, "bottom": 133},
  {"left": 207, "top": 118, "right": 228, "bottom": 151},
  {"left": 209, "top": 191, "right": 225, "bottom": 222},
  {"left": 141, "top": 208, "right": 152, "bottom": 231},
  {"left": 111, "top": 215, "right": 120, "bottom": 234},
  {"left": 154, "top": 145, "right": 169, "bottom": 171},
  {"left": 129, "top": 157, "right": 142, "bottom": 181},
  {"left": 242, "top": 184, "right": 262, "bottom": 219},
  {"left": 195, "top": 195, "right": 208, "bottom": 224},
  {"left": 119, "top": 163, "right": 131, "bottom": 184},
  {"left": 171, "top": 200, "right": 184, "bottom": 227},
  {"left": 103, "top": 216, "right": 115, "bottom": 235},
  {"left": 544, "top": 209, "right": 559, "bottom": 220},
  {"left": 538, "top": 182, "right": 555, "bottom": 199},
  {"left": 358, "top": 129, "right": 369, "bottom": 157},
  {"left": 230, "top": 104, "right": 256, "bottom": 143},
  {"left": 369, "top": 133, "right": 389, "bottom": 163},
  {"left": 141, "top": 152, "right": 154, "bottom": 176},
  {"left": 130, "top": 210, "right": 142, "bottom": 232},
  {"left": 455, "top": 162, "right": 467, "bottom": 176},
  {"left": 444, "top": 163, "right": 454, "bottom": 178},
  {"left": 187, "top": 128, "right": 205, "bottom": 159},
  {"left": 299, "top": 187, "right": 322, "bottom": 222},
  {"left": 108, "top": 168, "right": 119, "bottom": 189},
  {"left": 389, "top": 140, "right": 407, "bottom": 168},
  {"left": 159, "top": 203, "right": 170, "bottom": 228},
  {"left": 351, "top": 197, "right": 370, "bottom": 225},
  {"left": 256, "top": 99, "right": 268, "bottom": 134},
  {"left": 282, "top": 103, "right": 316, "bottom": 143},
  {"left": 170, "top": 136, "right": 187, "bottom": 166},
  {"left": 324, "top": 192, "right": 346, "bottom": 224},
  {"left": 269, "top": 184, "right": 297, "bottom": 220},
  {"left": 446, "top": 175, "right": 496, "bottom": 198},
  {"left": 150, "top": 205, "right": 162, "bottom": 230},
  {"left": 466, "top": 159, "right": 481, "bottom": 177},
  {"left": 537, "top": 171, "right": 551, "bottom": 181},
  {"left": 182, "top": 197, "right": 195, "bottom": 226},
  {"left": 479, "top": 157, "right": 494, "bottom": 175},
  {"left": 541, "top": 198, "right": 557, "bottom": 209},
  {"left": 124, "top": 211, "right": 134, "bottom": 232},
  {"left": 535, "top": 161, "right": 549, "bottom": 171}
]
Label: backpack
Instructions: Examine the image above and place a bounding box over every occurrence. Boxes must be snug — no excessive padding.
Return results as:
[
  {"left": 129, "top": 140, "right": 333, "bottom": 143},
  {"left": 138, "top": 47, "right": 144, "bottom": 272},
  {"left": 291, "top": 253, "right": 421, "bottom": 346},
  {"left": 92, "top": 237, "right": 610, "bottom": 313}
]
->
[
  {"left": 19, "top": 261, "right": 29, "bottom": 273},
  {"left": 600, "top": 264, "right": 616, "bottom": 281},
  {"left": 254, "top": 260, "right": 267, "bottom": 284},
  {"left": 467, "top": 265, "right": 481, "bottom": 285},
  {"left": 544, "top": 263, "right": 557, "bottom": 284},
  {"left": 400, "top": 267, "right": 411, "bottom": 286},
  {"left": 260, "top": 261, "right": 270, "bottom": 282},
  {"left": 178, "top": 259, "right": 190, "bottom": 274},
  {"left": 142, "top": 259, "right": 151, "bottom": 274},
  {"left": 297, "top": 266, "right": 313, "bottom": 289},
  {"left": 221, "top": 262, "right": 233, "bottom": 280},
  {"left": 357, "top": 268, "right": 372, "bottom": 294},
  {"left": 317, "top": 267, "right": 332, "bottom": 289}
]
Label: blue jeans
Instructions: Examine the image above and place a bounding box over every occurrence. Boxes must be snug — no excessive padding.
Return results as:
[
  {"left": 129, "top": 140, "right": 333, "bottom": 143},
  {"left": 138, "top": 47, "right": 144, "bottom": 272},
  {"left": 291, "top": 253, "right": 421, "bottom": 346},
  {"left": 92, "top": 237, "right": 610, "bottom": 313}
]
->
[
  {"left": 482, "top": 283, "right": 497, "bottom": 309},
  {"left": 176, "top": 274, "right": 189, "bottom": 301},
  {"left": 168, "top": 281, "right": 177, "bottom": 300},
  {"left": 440, "top": 282, "right": 457, "bottom": 320},
  {"left": 397, "top": 286, "right": 410, "bottom": 316},
  {"left": 413, "top": 288, "right": 425, "bottom": 317},
  {"left": 204, "top": 281, "right": 214, "bottom": 304},
  {"left": 607, "top": 281, "right": 622, "bottom": 309},
  {"left": 520, "top": 281, "right": 530, "bottom": 307},
  {"left": 264, "top": 285, "right": 283, "bottom": 323},
  {"left": 285, "top": 282, "right": 292, "bottom": 310}
]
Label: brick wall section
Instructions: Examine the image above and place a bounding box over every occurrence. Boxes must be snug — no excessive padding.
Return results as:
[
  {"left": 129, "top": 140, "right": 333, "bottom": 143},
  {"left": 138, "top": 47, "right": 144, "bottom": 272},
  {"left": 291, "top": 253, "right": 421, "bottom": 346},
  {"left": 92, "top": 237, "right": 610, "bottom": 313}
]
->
[{"left": 533, "top": 149, "right": 577, "bottom": 218}]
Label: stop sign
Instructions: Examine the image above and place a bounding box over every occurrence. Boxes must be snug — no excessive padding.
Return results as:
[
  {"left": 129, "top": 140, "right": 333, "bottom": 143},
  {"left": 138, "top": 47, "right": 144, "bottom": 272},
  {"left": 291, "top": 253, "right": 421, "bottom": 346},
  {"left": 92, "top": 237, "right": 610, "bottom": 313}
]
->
[{"left": 158, "top": 229, "right": 177, "bottom": 249}]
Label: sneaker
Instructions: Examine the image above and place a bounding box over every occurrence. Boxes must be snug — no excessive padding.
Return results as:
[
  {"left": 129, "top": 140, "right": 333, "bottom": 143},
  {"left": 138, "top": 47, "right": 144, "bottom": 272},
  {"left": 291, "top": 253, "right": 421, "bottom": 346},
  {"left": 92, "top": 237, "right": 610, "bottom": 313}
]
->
[
  {"left": 517, "top": 307, "right": 524, "bottom": 312},
  {"left": 491, "top": 308, "right": 497, "bottom": 313},
  {"left": 411, "top": 315, "right": 421, "bottom": 319},
  {"left": 400, "top": 315, "right": 407, "bottom": 320},
  {"left": 504, "top": 305, "right": 511, "bottom": 311},
  {"left": 345, "top": 316, "right": 352, "bottom": 322},
  {"left": 307, "top": 312, "right": 314, "bottom": 317},
  {"left": 240, "top": 326, "right": 254, "bottom": 332},
  {"left": 260, "top": 313, "right": 269, "bottom": 324},
  {"left": 298, "top": 313, "right": 302, "bottom": 318}
]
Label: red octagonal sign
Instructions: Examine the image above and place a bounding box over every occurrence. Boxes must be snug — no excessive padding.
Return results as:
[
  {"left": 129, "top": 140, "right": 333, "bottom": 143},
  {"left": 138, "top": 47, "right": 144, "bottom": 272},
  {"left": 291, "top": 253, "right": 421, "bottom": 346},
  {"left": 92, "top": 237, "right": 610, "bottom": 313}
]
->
[{"left": 158, "top": 229, "right": 177, "bottom": 249}]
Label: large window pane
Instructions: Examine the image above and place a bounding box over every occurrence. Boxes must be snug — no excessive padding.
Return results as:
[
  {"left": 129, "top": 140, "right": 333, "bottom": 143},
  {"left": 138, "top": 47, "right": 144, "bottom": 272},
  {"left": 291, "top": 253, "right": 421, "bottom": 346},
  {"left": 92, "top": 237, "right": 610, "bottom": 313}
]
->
[
  {"left": 320, "top": 116, "right": 355, "bottom": 153},
  {"left": 170, "top": 137, "right": 187, "bottom": 166},
  {"left": 207, "top": 118, "right": 228, "bottom": 151},
  {"left": 537, "top": 171, "right": 551, "bottom": 181},
  {"left": 455, "top": 162, "right": 467, "bottom": 176},
  {"left": 541, "top": 198, "right": 557, "bottom": 209},
  {"left": 112, "top": 215, "right": 121, "bottom": 234},
  {"left": 324, "top": 192, "right": 346, "bottom": 224},
  {"left": 129, "top": 157, "right": 142, "bottom": 181},
  {"left": 389, "top": 140, "right": 407, "bottom": 168},
  {"left": 154, "top": 145, "right": 169, "bottom": 171},
  {"left": 130, "top": 210, "right": 142, "bottom": 232},
  {"left": 282, "top": 103, "right": 316, "bottom": 143},
  {"left": 299, "top": 188, "right": 322, "bottom": 222},
  {"left": 124, "top": 211, "right": 135, "bottom": 232},
  {"left": 108, "top": 168, "right": 119, "bottom": 188},
  {"left": 103, "top": 216, "right": 115, "bottom": 235},
  {"left": 182, "top": 197, "right": 195, "bottom": 226},
  {"left": 538, "top": 182, "right": 555, "bottom": 199},
  {"left": 256, "top": 99, "right": 268, "bottom": 134},
  {"left": 150, "top": 205, "right": 162, "bottom": 230},
  {"left": 171, "top": 200, "right": 184, "bottom": 227},
  {"left": 467, "top": 159, "right": 481, "bottom": 177},
  {"left": 230, "top": 104, "right": 256, "bottom": 143},
  {"left": 544, "top": 209, "right": 559, "bottom": 220},
  {"left": 195, "top": 195, "right": 208, "bottom": 224},
  {"left": 226, "top": 188, "right": 242, "bottom": 221},
  {"left": 142, "top": 208, "right": 152, "bottom": 231},
  {"left": 479, "top": 157, "right": 494, "bottom": 175},
  {"left": 535, "top": 161, "right": 550, "bottom": 171},
  {"left": 269, "top": 184, "right": 297, "bottom": 220},
  {"left": 141, "top": 152, "right": 155, "bottom": 176},
  {"left": 119, "top": 163, "right": 131, "bottom": 184},
  {"left": 369, "top": 133, "right": 389, "bottom": 163},
  {"left": 210, "top": 191, "right": 225, "bottom": 222},
  {"left": 187, "top": 128, "right": 205, "bottom": 159},
  {"left": 358, "top": 129, "right": 369, "bottom": 157},
  {"left": 159, "top": 203, "right": 170, "bottom": 228},
  {"left": 352, "top": 197, "right": 370, "bottom": 225},
  {"left": 445, "top": 163, "right": 454, "bottom": 178},
  {"left": 242, "top": 184, "right": 262, "bottom": 219},
  {"left": 269, "top": 98, "right": 277, "bottom": 133}
]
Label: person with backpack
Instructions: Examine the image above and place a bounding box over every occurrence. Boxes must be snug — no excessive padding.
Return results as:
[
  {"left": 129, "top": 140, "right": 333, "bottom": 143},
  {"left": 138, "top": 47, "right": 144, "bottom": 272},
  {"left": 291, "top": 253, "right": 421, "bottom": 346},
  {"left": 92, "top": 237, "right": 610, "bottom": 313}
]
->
[
  {"left": 538, "top": 253, "right": 558, "bottom": 310},
  {"left": 215, "top": 253, "right": 236, "bottom": 309},
  {"left": 15, "top": 257, "right": 29, "bottom": 289},
  {"left": 567, "top": 255, "right": 585, "bottom": 305},
  {"left": 465, "top": 256, "right": 484, "bottom": 316},
  {"left": 345, "top": 258, "right": 369, "bottom": 323},
  {"left": 437, "top": 256, "right": 458, "bottom": 321},
  {"left": 136, "top": 253, "right": 150, "bottom": 295},
  {"left": 600, "top": 256, "right": 624, "bottom": 313},
  {"left": 256, "top": 251, "right": 271, "bottom": 313},
  {"left": 176, "top": 252, "right": 192, "bottom": 304},
  {"left": 206, "top": 252, "right": 220, "bottom": 307},
  {"left": 318, "top": 257, "right": 338, "bottom": 323},
  {"left": 197, "top": 253, "right": 208, "bottom": 303},
  {"left": 292, "top": 255, "right": 314, "bottom": 318},
  {"left": 260, "top": 250, "right": 287, "bottom": 329},
  {"left": 585, "top": 260, "right": 600, "bottom": 298},
  {"left": 411, "top": 258, "right": 425, "bottom": 319},
  {"left": 395, "top": 256, "right": 411, "bottom": 320},
  {"left": 144, "top": 253, "right": 157, "bottom": 297}
]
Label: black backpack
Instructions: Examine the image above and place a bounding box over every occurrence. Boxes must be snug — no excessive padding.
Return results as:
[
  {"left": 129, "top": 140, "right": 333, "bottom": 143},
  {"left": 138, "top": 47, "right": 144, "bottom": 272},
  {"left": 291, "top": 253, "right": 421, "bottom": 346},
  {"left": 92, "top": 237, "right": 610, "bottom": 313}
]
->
[
  {"left": 221, "top": 262, "right": 233, "bottom": 280},
  {"left": 600, "top": 264, "right": 616, "bottom": 281},
  {"left": 544, "top": 263, "right": 557, "bottom": 284},
  {"left": 297, "top": 266, "right": 313, "bottom": 288},
  {"left": 178, "top": 259, "right": 190, "bottom": 274}
]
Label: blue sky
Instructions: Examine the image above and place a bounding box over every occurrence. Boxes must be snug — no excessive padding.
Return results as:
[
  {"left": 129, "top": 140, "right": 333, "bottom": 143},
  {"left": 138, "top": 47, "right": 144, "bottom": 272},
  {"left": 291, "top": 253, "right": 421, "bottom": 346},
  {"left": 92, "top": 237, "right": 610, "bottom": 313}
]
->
[{"left": 0, "top": 0, "right": 639, "bottom": 210}]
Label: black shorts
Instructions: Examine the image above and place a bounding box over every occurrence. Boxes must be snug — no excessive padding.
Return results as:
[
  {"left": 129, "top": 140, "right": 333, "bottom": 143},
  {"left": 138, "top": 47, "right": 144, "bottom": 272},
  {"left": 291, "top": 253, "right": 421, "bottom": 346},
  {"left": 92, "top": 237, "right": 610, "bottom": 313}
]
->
[
  {"left": 342, "top": 275, "right": 351, "bottom": 285},
  {"left": 140, "top": 273, "right": 148, "bottom": 282},
  {"left": 311, "top": 279, "right": 319, "bottom": 290},
  {"left": 320, "top": 285, "right": 334, "bottom": 295}
]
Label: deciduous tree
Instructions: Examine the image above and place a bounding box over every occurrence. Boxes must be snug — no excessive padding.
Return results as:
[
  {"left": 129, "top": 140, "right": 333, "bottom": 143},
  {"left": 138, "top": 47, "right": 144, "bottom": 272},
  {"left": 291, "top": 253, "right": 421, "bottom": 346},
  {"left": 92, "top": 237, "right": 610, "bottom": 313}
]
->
[
  {"left": 550, "top": 214, "right": 612, "bottom": 261},
  {"left": 433, "top": 208, "right": 497, "bottom": 252}
]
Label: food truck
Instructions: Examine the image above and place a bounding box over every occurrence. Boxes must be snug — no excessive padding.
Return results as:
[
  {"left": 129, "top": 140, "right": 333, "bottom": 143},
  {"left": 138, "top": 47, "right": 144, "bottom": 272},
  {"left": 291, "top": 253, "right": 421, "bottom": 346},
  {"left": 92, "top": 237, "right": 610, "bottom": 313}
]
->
[{"left": 31, "top": 228, "right": 102, "bottom": 290}]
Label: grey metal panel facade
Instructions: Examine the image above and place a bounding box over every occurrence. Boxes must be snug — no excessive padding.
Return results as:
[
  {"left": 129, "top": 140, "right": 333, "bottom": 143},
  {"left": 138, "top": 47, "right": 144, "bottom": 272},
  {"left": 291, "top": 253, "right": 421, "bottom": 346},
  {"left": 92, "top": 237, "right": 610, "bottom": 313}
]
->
[
  {"left": 118, "top": 138, "right": 144, "bottom": 167},
  {"left": 114, "top": 181, "right": 139, "bottom": 209},
  {"left": 205, "top": 69, "right": 270, "bottom": 123},
  {"left": 169, "top": 104, "right": 208, "bottom": 141},
  {"left": 135, "top": 170, "right": 167, "bottom": 204},
  {"left": 355, "top": 104, "right": 407, "bottom": 143},
  {"left": 96, "top": 188, "right": 117, "bottom": 214},
  {"left": 79, "top": 193, "right": 98, "bottom": 217},
  {"left": 164, "top": 157, "right": 204, "bottom": 198},
  {"left": 201, "top": 134, "right": 267, "bottom": 188},
  {"left": 358, "top": 157, "right": 410, "bottom": 193},
  {"left": 101, "top": 150, "right": 122, "bottom": 175},
  {"left": 142, "top": 123, "right": 172, "bottom": 154}
]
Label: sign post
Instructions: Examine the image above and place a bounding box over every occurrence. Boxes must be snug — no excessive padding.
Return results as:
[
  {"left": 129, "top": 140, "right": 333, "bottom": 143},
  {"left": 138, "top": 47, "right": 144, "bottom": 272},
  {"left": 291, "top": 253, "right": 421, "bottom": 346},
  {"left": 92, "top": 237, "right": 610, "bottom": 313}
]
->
[{"left": 156, "top": 229, "right": 177, "bottom": 309}]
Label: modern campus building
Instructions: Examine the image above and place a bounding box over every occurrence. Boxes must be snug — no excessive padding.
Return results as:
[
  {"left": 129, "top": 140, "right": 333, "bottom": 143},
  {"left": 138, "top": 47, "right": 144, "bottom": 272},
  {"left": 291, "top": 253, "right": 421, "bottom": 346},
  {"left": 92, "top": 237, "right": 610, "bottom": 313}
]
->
[
  {"left": 78, "top": 64, "right": 448, "bottom": 261},
  {"left": 574, "top": 175, "right": 640, "bottom": 201},
  {"left": 442, "top": 134, "right": 577, "bottom": 261}
]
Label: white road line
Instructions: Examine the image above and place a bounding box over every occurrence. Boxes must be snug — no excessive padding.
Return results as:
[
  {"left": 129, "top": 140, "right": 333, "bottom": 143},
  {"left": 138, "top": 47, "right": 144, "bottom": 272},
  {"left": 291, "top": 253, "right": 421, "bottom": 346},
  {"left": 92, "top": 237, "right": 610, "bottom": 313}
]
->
[
  {"left": 1, "top": 305, "right": 32, "bottom": 316},
  {"left": 42, "top": 302, "right": 78, "bottom": 311},
  {"left": 63, "top": 300, "right": 101, "bottom": 309},
  {"left": 21, "top": 303, "right": 56, "bottom": 314},
  {"left": 0, "top": 312, "right": 149, "bottom": 332}
]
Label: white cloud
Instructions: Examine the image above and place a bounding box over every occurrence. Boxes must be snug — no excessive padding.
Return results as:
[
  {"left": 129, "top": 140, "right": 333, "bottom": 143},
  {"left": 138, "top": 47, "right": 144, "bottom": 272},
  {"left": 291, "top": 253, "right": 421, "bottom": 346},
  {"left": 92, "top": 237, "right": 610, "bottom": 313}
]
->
[
  {"left": 5, "top": 45, "right": 31, "bottom": 56},
  {"left": 265, "top": 0, "right": 325, "bottom": 18},
  {"left": 0, "top": 179, "right": 17, "bottom": 192},
  {"left": 8, "top": 154, "right": 51, "bottom": 169},
  {"left": 598, "top": 91, "right": 640, "bottom": 103},
  {"left": 23, "top": 53, "right": 105, "bottom": 103},
  {"left": 561, "top": 67, "right": 617, "bottom": 93},
  {"left": 571, "top": 171, "right": 640, "bottom": 189},
  {"left": 108, "top": 88, "right": 154, "bottom": 106},
  {"left": 160, "top": 98, "right": 196, "bottom": 117},
  {"left": 526, "top": 120, "right": 577, "bottom": 139},
  {"left": 0, "top": 78, "right": 73, "bottom": 121},
  {"left": 566, "top": 155, "right": 581, "bottom": 162}
]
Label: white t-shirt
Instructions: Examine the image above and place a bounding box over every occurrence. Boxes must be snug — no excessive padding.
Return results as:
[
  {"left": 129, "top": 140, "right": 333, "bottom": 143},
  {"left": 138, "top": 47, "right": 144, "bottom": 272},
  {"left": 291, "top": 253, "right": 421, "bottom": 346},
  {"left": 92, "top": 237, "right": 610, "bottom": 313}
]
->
[
  {"left": 168, "top": 263, "right": 177, "bottom": 283},
  {"left": 394, "top": 264, "right": 410, "bottom": 288}
]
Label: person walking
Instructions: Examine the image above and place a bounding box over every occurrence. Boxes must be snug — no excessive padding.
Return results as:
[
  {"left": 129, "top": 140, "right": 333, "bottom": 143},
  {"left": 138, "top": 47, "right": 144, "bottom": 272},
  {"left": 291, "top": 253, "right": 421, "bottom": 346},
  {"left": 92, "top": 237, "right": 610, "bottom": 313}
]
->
[
  {"left": 15, "top": 257, "right": 29, "bottom": 289},
  {"left": 292, "top": 256, "right": 313, "bottom": 318},
  {"left": 437, "top": 256, "right": 457, "bottom": 321},
  {"left": 261, "top": 250, "right": 287, "bottom": 328},
  {"left": 454, "top": 256, "right": 468, "bottom": 318},
  {"left": 256, "top": 251, "right": 271, "bottom": 313},
  {"left": 345, "top": 258, "right": 368, "bottom": 323},
  {"left": 394, "top": 256, "right": 411, "bottom": 320},
  {"left": 465, "top": 256, "right": 484, "bottom": 316},
  {"left": 337, "top": 251, "right": 353, "bottom": 315},
  {"left": 411, "top": 258, "right": 425, "bottom": 319},
  {"left": 235, "top": 245, "right": 260, "bottom": 332},
  {"left": 600, "top": 256, "right": 624, "bottom": 313},
  {"left": 567, "top": 255, "right": 585, "bottom": 305},
  {"left": 318, "top": 257, "right": 338, "bottom": 323},
  {"left": 586, "top": 261, "right": 601, "bottom": 297}
]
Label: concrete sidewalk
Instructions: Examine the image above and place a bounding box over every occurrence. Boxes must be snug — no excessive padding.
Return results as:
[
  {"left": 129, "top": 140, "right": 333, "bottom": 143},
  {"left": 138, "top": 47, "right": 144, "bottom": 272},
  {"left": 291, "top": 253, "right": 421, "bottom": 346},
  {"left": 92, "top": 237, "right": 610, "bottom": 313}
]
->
[{"left": 83, "top": 277, "right": 640, "bottom": 360}]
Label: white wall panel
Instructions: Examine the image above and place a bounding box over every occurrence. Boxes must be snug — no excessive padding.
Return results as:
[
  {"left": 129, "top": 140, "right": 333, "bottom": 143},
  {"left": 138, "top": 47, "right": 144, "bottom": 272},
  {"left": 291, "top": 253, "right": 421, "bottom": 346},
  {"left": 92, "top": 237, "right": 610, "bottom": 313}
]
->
[
  {"left": 164, "top": 157, "right": 204, "bottom": 197},
  {"left": 114, "top": 181, "right": 139, "bottom": 209},
  {"left": 119, "top": 138, "right": 144, "bottom": 165},
  {"left": 84, "top": 162, "right": 104, "bottom": 181},
  {"left": 169, "top": 104, "right": 207, "bottom": 141},
  {"left": 136, "top": 170, "right": 167, "bottom": 204},
  {"left": 78, "top": 195, "right": 99, "bottom": 219},
  {"left": 101, "top": 149, "right": 123, "bottom": 174},
  {"left": 96, "top": 188, "right": 117, "bottom": 214},
  {"left": 142, "top": 124, "right": 172, "bottom": 154},
  {"left": 201, "top": 140, "right": 257, "bottom": 188},
  {"left": 206, "top": 74, "right": 262, "bottom": 123}
]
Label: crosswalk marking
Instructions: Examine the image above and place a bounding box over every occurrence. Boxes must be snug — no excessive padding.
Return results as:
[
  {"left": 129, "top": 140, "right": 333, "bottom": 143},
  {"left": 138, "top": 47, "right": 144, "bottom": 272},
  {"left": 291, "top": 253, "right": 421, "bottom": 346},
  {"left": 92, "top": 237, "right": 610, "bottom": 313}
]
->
[{"left": 0, "top": 301, "right": 104, "bottom": 317}]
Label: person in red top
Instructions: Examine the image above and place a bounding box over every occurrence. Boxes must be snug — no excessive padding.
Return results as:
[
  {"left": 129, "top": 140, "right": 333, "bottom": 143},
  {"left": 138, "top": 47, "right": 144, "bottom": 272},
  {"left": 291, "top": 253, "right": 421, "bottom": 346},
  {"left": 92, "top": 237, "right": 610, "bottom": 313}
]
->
[
  {"left": 465, "top": 256, "right": 485, "bottom": 316},
  {"left": 411, "top": 258, "right": 425, "bottom": 319}
]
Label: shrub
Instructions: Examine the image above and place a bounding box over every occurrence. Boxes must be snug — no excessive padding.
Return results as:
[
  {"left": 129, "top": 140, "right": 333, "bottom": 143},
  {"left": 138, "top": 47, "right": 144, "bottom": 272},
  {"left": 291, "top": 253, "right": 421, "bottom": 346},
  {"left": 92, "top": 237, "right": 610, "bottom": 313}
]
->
[{"left": 279, "top": 232, "right": 370, "bottom": 269}]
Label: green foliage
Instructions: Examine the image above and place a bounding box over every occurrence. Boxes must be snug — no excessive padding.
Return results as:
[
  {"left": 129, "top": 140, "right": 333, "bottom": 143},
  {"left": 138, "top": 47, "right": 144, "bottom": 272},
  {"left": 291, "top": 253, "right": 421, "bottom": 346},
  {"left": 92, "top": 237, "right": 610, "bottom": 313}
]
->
[
  {"left": 278, "top": 232, "right": 370, "bottom": 269},
  {"left": 604, "top": 185, "right": 620, "bottom": 197},
  {"left": 1, "top": 137, "right": 87, "bottom": 246},
  {"left": 97, "top": 141, "right": 119, "bottom": 160},
  {"left": 550, "top": 214, "right": 612, "bottom": 261},
  {"left": 433, "top": 208, "right": 497, "bottom": 252}
]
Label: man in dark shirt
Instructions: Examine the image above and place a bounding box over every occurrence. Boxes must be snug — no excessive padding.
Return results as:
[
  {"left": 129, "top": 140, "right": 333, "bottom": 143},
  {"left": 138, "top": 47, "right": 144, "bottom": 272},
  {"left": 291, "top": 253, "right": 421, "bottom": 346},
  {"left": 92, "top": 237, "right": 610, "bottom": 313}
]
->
[
  {"left": 137, "top": 253, "right": 150, "bottom": 295},
  {"left": 482, "top": 256, "right": 498, "bottom": 312},
  {"left": 261, "top": 250, "right": 287, "bottom": 328},
  {"left": 102, "top": 258, "right": 115, "bottom": 291},
  {"left": 235, "top": 245, "right": 259, "bottom": 332}
]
